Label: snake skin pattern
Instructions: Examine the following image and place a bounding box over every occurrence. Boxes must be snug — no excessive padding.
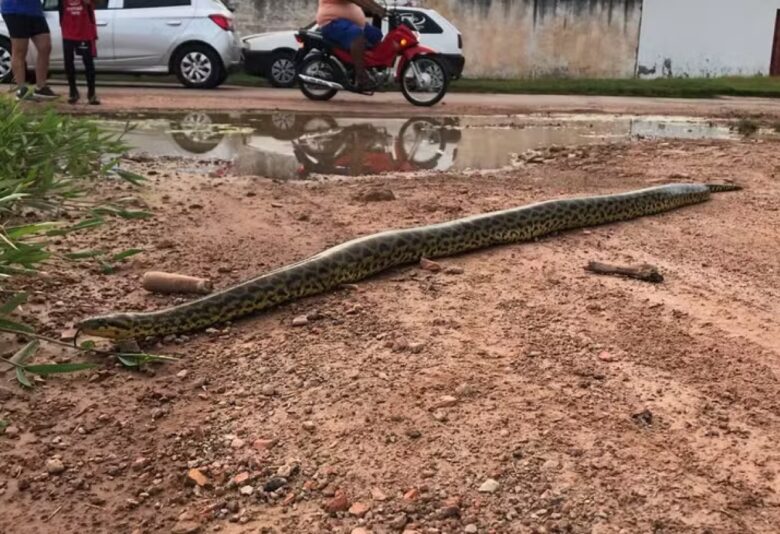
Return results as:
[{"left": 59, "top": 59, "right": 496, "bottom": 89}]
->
[{"left": 76, "top": 183, "right": 739, "bottom": 339}]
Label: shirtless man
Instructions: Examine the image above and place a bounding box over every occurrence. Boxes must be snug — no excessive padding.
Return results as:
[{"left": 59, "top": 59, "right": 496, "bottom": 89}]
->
[{"left": 317, "top": 0, "right": 387, "bottom": 90}]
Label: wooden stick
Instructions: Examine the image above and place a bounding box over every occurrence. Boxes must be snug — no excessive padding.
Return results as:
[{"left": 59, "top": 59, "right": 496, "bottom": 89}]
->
[
  {"left": 141, "top": 271, "right": 213, "bottom": 295},
  {"left": 585, "top": 261, "right": 664, "bottom": 283}
]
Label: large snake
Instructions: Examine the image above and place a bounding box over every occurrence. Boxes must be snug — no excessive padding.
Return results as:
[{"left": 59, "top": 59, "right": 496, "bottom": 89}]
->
[{"left": 77, "top": 183, "right": 739, "bottom": 340}]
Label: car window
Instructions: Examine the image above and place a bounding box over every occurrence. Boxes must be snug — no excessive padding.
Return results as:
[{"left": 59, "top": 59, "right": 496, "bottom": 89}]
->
[
  {"left": 397, "top": 10, "right": 443, "bottom": 34},
  {"left": 123, "top": 0, "right": 191, "bottom": 8},
  {"left": 43, "top": 0, "right": 110, "bottom": 9}
]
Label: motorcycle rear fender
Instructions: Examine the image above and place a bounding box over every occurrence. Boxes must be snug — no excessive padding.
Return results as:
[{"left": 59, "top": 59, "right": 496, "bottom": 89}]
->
[{"left": 395, "top": 45, "right": 437, "bottom": 79}]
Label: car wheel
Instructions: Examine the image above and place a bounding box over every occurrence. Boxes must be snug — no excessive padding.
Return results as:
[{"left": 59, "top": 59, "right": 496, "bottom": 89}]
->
[
  {"left": 173, "top": 44, "right": 223, "bottom": 89},
  {"left": 268, "top": 50, "right": 297, "bottom": 88},
  {"left": 0, "top": 38, "right": 12, "bottom": 84}
]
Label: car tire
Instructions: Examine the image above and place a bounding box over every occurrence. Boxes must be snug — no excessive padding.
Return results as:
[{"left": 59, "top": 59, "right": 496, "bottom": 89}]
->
[
  {"left": 268, "top": 50, "right": 297, "bottom": 88},
  {"left": 173, "top": 44, "right": 224, "bottom": 89},
  {"left": 0, "top": 38, "right": 13, "bottom": 84}
]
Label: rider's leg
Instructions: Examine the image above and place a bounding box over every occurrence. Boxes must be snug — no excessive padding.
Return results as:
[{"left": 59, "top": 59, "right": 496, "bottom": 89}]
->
[{"left": 350, "top": 34, "right": 369, "bottom": 87}]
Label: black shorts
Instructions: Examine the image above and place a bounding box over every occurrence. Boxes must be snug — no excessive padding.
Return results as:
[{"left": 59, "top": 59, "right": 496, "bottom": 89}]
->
[{"left": 2, "top": 13, "right": 50, "bottom": 39}]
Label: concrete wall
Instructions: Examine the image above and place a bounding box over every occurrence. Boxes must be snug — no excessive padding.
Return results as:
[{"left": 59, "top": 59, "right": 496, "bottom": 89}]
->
[
  {"left": 233, "top": 0, "right": 644, "bottom": 78},
  {"left": 637, "top": 0, "right": 780, "bottom": 77},
  {"left": 425, "top": 0, "right": 642, "bottom": 78}
]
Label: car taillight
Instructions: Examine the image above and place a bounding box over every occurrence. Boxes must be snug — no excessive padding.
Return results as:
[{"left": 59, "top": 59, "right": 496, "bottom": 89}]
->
[{"left": 209, "top": 14, "right": 234, "bottom": 31}]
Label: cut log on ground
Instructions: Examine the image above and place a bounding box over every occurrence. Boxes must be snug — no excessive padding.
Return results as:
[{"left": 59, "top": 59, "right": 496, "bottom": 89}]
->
[
  {"left": 142, "top": 271, "right": 213, "bottom": 295},
  {"left": 585, "top": 261, "right": 664, "bottom": 283}
]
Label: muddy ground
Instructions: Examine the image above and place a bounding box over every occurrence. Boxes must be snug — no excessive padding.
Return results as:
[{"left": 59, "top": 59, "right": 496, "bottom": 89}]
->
[
  {"left": 61, "top": 85, "right": 780, "bottom": 120},
  {"left": 1, "top": 125, "right": 779, "bottom": 534}
]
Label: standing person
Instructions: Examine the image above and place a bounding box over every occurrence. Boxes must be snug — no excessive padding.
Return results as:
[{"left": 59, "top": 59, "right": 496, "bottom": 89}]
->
[
  {"left": 59, "top": 0, "right": 99, "bottom": 104},
  {"left": 316, "top": 0, "right": 386, "bottom": 91},
  {"left": 0, "top": 0, "right": 57, "bottom": 99}
]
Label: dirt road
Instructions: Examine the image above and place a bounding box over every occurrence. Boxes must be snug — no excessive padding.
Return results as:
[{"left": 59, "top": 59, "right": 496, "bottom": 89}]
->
[
  {"left": 1, "top": 133, "right": 778, "bottom": 533},
  {"left": 63, "top": 84, "right": 780, "bottom": 119}
]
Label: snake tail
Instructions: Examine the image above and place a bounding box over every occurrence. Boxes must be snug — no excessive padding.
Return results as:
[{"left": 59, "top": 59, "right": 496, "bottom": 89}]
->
[{"left": 76, "top": 182, "right": 738, "bottom": 340}]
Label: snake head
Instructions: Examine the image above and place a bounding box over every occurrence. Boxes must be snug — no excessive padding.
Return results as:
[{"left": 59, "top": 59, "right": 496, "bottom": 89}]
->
[{"left": 76, "top": 314, "right": 136, "bottom": 340}]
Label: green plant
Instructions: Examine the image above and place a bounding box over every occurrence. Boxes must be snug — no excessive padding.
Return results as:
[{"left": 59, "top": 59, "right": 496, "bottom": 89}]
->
[{"left": 0, "top": 97, "right": 167, "bottom": 386}]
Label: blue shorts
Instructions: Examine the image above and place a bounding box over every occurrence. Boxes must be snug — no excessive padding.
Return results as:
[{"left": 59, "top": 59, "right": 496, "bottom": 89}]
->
[{"left": 321, "top": 18, "right": 382, "bottom": 50}]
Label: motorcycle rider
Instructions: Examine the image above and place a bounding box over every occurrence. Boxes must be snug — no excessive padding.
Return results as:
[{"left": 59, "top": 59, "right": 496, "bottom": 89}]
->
[{"left": 316, "top": 0, "right": 387, "bottom": 91}]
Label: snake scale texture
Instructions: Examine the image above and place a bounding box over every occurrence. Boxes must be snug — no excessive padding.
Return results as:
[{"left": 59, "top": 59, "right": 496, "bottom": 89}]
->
[{"left": 76, "top": 183, "right": 739, "bottom": 340}]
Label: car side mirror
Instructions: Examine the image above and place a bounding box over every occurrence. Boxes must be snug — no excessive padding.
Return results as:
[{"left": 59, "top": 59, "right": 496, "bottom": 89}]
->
[{"left": 224, "top": 0, "right": 237, "bottom": 12}]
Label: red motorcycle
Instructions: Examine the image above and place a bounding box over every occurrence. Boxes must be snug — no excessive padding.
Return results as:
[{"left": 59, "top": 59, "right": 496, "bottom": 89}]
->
[{"left": 294, "top": 11, "right": 449, "bottom": 107}]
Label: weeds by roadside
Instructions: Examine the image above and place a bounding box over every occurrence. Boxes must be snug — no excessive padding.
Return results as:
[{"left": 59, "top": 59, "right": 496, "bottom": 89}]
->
[{"left": 0, "top": 97, "right": 170, "bottom": 387}]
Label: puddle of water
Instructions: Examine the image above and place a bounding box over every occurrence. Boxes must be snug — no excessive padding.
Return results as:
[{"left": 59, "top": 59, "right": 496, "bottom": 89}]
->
[{"left": 94, "top": 111, "right": 752, "bottom": 180}]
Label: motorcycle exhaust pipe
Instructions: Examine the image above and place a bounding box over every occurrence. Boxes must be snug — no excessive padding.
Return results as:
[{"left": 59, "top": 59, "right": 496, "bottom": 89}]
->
[{"left": 298, "top": 74, "right": 345, "bottom": 90}]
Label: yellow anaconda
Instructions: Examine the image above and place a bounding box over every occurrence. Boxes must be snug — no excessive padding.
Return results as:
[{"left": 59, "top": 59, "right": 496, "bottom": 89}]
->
[{"left": 77, "top": 183, "right": 739, "bottom": 340}]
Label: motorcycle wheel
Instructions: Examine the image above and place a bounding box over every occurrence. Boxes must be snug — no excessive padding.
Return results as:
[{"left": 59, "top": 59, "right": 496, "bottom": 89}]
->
[
  {"left": 299, "top": 55, "right": 339, "bottom": 102},
  {"left": 400, "top": 55, "right": 449, "bottom": 107}
]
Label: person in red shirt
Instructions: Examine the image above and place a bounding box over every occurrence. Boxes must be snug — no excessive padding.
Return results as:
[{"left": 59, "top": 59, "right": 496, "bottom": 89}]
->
[{"left": 59, "top": 0, "right": 99, "bottom": 104}]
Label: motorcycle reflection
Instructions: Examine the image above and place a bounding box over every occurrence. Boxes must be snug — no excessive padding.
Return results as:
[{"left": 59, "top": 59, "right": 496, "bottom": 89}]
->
[{"left": 292, "top": 117, "right": 461, "bottom": 178}]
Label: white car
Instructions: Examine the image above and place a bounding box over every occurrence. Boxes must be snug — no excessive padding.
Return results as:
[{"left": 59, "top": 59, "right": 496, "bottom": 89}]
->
[
  {"left": 0, "top": 0, "right": 242, "bottom": 89},
  {"left": 242, "top": 6, "right": 464, "bottom": 88}
]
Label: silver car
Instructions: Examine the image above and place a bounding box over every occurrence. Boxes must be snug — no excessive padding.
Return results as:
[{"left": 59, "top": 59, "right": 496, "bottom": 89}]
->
[{"left": 0, "top": 0, "right": 242, "bottom": 89}]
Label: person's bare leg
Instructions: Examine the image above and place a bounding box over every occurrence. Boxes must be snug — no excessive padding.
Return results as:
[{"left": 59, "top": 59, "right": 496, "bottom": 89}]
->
[
  {"left": 9, "top": 38, "right": 29, "bottom": 88},
  {"left": 350, "top": 35, "right": 368, "bottom": 87},
  {"left": 31, "top": 32, "right": 51, "bottom": 89}
]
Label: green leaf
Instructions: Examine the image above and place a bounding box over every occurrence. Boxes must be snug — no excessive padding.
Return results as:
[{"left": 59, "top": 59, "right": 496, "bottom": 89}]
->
[
  {"left": 0, "top": 420, "right": 7, "bottom": 433},
  {"left": 117, "top": 354, "right": 141, "bottom": 367},
  {"left": 0, "top": 292, "right": 27, "bottom": 315},
  {"left": 65, "top": 250, "right": 106, "bottom": 260},
  {"left": 5, "top": 222, "right": 59, "bottom": 240},
  {"left": 79, "top": 340, "right": 96, "bottom": 350},
  {"left": 110, "top": 248, "right": 143, "bottom": 262},
  {"left": 26, "top": 362, "right": 99, "bottom": 375},
  {"left": 15, "top": 367, "right": 32, "bottom": 388},
  {"left": 46, "top": 218, "right": 104, "bottom": 236},
  {"left": 10, "top": 340, "right": 39, "bottom": 366},
  {"left": 0, "top": 317, "right": 34, "bottom": 333},
  {"left": 113, "top": 168, "right": 147, "bottom": 185}
]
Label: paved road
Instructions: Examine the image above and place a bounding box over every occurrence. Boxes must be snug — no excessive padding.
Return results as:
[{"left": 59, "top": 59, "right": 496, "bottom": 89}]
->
[{"left": 58, "top": 84, "right": 780, "bottom": 118}]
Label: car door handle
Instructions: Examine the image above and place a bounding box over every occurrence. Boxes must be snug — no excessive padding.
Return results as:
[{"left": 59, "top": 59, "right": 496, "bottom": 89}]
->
[
  {"left": 166, "top": 21, "right": 182, "bottom": 26},
  {"left": 96, "top": 21, "right": 108, "bottom": 26}
]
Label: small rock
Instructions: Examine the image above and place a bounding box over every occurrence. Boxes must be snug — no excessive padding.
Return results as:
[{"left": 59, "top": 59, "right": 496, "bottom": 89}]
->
[
  {"left": 352, "top": 528, "right": 371, "bottom": 534},
  {"left": 276, "top": 461, "right": 300, "bottom": 478},
  {"left": 406, "top": 429, "right": 422, "bottom": 439},
  {"left": 436, "top": 395, "right": 458, "bottom": 408},
  {"left": 632, "top": 409, "right": 654, "bottom": 426},
  {"left": 171, "top": 521, "right": 201, "bottom": 534},
  {"left": 4, "top": 425, "right": 20, "bottom": 437},
  {"left": 263, "top": 477, "right": 287, "bottom": 492},
  {"left": 420, "top": 258, "right": 442, "bottom": 272},
  {"left": 261, "top": 384, "right": 277, "bottom": 396},
  {"left": 253, "top": 438, "right": 277, "bottom": 450},
  {"left": 302, "top": 421, "right": 316, "bottom": 432},
  {"left": 230, "top": 437, "right": 246, "bottom": 449},
  {"left": 597, "top": 351, "right": 616, "bottom": 362},
  {"left": 478, "top": 479, "right": 500, "bottom": 493},
  {"left": 324, "top": 490, "right": 349, "bottom": 513},
  {"left": 432, "top": 410, "right": 448, "bottom": 422},
  {"left": 408, "top": 342, "right": 425, "bottom": 354},
  {"left": 176, "top": 369, "right": 189, "bottom": 379},
  {"left": 292, "top": 315, "right": 309, "bottom": 326},
  {"left": 465, "top": 524, "right": 478, "bottom": 534},
  {"left": 403, "top": 488, "right": 419, "bottom": 501},
  {"left": 388, "top": 513, "right": 408, "bottom": 530},
  {"left": 186, "top": 468, "right": 209, "bottom": 487},
  {"left": 46, "top": 458, "right": 66, "bottom": 475},
  {"left": 132, "top": 457, "right": 149, "bottom": 471},
  {"left": 232, "top": 472, "right": 250, "bottom": 485},
  {"left": 371, "top": 487, "right": 388, "bottom": 501},
  {"left": 239, "top": 485, "right": 254, "bottom": 496},
  {"left": 444, "top": 266, "right": 465, "bottom": 275},
  {"left": 349, "top": 501, "right": 370, "bottom": 517}
]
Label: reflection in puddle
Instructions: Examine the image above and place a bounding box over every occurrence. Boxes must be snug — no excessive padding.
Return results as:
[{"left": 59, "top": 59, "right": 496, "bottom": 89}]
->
[{"left": 95, "top": 111, "right": 747, "bottom": 180}]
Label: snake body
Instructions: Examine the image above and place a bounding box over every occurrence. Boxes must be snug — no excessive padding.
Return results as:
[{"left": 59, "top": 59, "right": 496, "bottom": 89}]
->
[{"left": 77, "top": 183, "right": 739, "bottom": 339}]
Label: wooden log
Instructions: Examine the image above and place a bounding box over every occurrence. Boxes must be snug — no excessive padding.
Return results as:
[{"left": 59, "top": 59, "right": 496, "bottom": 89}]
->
[
  {"left": 585, "top": 261, "right": 664, "bottom": 284},
  {"left": 142, "top": 271, "right": 213, "bottom": 295}
]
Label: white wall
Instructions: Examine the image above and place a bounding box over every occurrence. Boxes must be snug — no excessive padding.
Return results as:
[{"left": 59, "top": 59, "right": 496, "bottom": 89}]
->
[{"left": 637, "top": 0, "right": 780, "bottom": 77}]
